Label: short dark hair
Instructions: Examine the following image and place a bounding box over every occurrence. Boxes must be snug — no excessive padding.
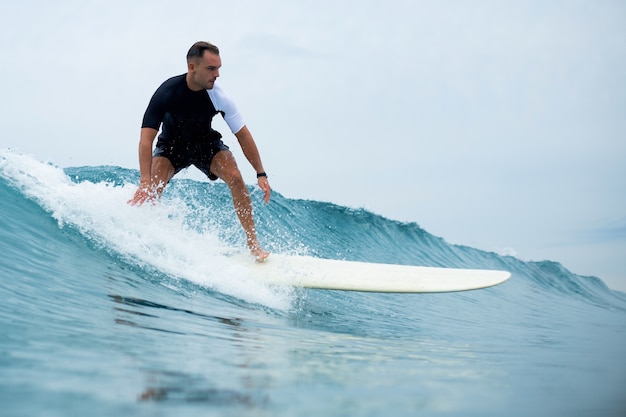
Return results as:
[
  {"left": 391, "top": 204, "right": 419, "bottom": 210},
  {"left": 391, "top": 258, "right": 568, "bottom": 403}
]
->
[{"left": 186, "top": 41, "right": 220, "bottom": 62}]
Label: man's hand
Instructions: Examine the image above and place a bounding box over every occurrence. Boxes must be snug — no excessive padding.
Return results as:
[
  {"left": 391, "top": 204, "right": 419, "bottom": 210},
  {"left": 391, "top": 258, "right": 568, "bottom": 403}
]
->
[
  {"left": 258, "top": 176, "right": 271, "bottom": 204},
  {"left": 127, "top": 182, "right": 157, "bottom": 206}
]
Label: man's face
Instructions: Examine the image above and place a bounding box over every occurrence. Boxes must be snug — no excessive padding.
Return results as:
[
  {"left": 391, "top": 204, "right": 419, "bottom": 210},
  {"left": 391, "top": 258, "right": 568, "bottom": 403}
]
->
[{"left": 188, "top": 52, "right": 222, "bottom": 91}]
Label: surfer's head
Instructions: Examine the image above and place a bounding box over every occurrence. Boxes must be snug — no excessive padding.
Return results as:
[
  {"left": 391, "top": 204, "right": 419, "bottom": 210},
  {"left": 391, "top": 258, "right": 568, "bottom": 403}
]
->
[{"left": 186, "top": 41, "right": 221, "bottom": 91}]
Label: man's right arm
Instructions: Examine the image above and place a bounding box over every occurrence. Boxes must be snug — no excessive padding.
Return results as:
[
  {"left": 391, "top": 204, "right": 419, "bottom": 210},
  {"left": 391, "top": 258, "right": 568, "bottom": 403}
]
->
[
  {"left": 128, "top": 128, "right": 159, "bottom": 205},
  {"left": 138, "top": 128, "right": 158, "bottom": 184}
]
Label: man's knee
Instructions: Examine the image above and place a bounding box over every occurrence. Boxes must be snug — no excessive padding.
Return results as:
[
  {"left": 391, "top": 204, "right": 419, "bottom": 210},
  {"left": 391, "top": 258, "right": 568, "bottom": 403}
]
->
[
  {"left": 211, "top": 151, "right": 244, "bottom": 185},
  {"left": 222, "top": 167, "right": 245, "bottom": 187}
]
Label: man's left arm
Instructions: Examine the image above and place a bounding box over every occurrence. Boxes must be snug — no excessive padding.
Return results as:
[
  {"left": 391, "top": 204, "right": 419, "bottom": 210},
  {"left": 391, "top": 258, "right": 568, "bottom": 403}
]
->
[{"left": 235, "top": 125, "right": 271, "bottom": 204}]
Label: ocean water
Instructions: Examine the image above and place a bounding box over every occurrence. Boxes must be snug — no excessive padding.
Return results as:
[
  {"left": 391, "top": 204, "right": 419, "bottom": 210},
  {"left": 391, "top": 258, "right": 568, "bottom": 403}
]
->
[{"left": 1, "top": 149, "right": 625, "bottom": 417}]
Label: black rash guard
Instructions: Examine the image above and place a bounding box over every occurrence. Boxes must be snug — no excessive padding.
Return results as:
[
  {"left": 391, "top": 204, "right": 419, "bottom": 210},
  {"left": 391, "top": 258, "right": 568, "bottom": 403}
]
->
[
  {"left": 140, "top": 74, "right": 246, "bottom": 179},
  {"left": 142, "top": 74, "right": 245, "bottom": 143}
]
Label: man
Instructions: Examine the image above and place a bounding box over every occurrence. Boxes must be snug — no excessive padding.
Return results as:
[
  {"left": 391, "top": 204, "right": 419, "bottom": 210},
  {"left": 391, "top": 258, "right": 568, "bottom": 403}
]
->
[{"left": 128, "top": 41, "right": 271, "bottom": 260}]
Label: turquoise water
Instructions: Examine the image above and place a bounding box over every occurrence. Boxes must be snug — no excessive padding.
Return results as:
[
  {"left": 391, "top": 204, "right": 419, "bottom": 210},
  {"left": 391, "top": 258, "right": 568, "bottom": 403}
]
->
[{"left": 1, "top": 149, "right": 625, "bottom": 417}]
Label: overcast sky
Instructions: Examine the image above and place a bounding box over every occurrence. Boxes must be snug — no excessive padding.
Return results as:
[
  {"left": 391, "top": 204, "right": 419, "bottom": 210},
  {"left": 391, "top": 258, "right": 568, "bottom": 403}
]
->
[{"left": 1, "top": 0, "right": 625, "bottom": 290}]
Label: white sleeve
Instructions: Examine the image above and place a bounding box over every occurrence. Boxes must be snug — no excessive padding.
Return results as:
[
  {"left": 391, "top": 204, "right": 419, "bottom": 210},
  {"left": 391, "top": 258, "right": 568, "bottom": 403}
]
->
[{"left": 207, "top": 83, "right": 245, "bottom": 134}]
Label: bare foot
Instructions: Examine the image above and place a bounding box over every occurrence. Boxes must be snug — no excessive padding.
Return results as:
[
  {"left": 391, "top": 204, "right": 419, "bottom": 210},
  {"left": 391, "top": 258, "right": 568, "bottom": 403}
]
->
[{"left": 250, "top": 245, "right": 270, "bottom": 262}]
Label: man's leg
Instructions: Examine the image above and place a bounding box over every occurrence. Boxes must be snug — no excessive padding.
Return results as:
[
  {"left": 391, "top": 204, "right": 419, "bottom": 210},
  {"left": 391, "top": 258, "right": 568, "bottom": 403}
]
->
[
  {"left": 210, "top": 150, "right": 269, "bottom": 259},
  {"left": 128, "top": 156, "right": 176, "bottom": 205},
  {"left": 150, "top": 156, "right": 176, "bottom": 197}
]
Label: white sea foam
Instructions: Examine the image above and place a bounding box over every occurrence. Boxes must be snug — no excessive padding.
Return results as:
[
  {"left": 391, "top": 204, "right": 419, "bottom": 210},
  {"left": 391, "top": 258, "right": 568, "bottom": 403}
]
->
[{"left": 0, "top": 149, "right": 293, "bottom": 310}]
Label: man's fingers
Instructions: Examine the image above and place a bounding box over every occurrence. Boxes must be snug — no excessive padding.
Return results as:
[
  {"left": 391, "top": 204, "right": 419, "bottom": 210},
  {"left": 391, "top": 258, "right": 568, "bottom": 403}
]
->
[{"left": 127, "top": 188, "right": 153, "bottom": 206}]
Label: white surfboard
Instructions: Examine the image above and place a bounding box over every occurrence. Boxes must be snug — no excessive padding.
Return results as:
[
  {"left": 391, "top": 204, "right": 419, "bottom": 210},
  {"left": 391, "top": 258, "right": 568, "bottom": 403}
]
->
[{"left": 242, "top": 254, "right": 511, "bottom": 293}]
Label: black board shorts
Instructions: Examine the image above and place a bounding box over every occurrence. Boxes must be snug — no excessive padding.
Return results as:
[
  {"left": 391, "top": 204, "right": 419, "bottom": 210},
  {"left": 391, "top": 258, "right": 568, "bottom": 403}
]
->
[{"left": 153, "top": 138, "right": 230, "bottom": 181}]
